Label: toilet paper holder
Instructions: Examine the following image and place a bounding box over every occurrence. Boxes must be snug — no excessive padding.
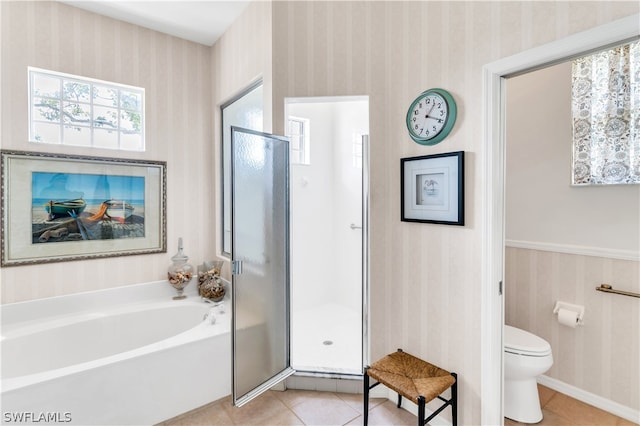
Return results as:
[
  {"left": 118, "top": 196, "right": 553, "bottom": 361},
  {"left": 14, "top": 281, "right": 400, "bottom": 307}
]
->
[{"left": 553, "top": 301, "right": 585, "bottom": 325}]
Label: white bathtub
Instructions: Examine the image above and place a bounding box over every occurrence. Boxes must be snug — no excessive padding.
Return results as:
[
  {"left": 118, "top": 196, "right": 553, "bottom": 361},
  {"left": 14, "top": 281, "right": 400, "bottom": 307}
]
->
[{"left": 0, "top": 280, "right": 231, "bottom": 425}]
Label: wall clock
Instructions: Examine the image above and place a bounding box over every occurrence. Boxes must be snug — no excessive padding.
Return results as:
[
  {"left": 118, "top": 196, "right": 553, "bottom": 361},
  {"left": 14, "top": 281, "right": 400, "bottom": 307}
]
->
[{"left": 406, "top": 88, "right": 457, "bottom": 145}]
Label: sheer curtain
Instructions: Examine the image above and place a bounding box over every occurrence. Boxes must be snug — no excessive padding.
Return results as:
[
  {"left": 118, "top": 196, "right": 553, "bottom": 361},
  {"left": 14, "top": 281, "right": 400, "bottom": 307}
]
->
[{"left": 571, "top": 40, "right": 639, "bottom": 185}]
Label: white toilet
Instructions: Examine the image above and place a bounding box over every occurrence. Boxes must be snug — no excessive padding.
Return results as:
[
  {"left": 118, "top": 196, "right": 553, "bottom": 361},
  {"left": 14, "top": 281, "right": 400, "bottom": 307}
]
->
[{"left": 504, "top": 325, "right": 554, "bottom": 423}]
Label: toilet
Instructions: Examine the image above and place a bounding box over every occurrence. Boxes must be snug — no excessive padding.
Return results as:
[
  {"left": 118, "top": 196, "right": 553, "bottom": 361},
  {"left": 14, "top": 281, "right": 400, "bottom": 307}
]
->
[{"left": 504, "top": 325, "right": 554, "bottom": 423}]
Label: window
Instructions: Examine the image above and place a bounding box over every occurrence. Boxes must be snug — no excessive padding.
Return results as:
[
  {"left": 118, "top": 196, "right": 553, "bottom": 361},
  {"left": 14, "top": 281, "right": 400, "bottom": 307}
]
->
[
  {"left": 571, "top": 40, "right": 639, "bottom": 185},
  {"left": 221, "top": 81, "right": 263, "bottom": 256},
  {"left": 287, "top": 117, "right": 310, "bottom": 165},
  {"left": 352, "top": 133, "right": 363, "bottom": 169},
  {"left": 29, "top": 67, "right": 145, "bottom": 151}
]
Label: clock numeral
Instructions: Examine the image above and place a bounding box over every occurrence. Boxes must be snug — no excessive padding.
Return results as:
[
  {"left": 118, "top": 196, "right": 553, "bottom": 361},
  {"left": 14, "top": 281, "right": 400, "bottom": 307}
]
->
[
  {"left": 414, "top": 124, "right": 419, "bottom": 130},
  {"left": 414, "top": 110, "right": 419, "bottom": 116}
]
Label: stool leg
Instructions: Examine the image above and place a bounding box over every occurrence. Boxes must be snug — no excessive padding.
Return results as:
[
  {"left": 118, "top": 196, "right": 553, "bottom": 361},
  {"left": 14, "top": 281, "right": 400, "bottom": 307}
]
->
[
  {"left": 396, "top": 350, "right": 403, "bottom": 409},
  {"left": 363, "top": 367, "right": 370, "bottom": 426},
  {"left": 417, "top": 395, "right": 425, "bottom": 426},
  {"left": 451, "top": 372, "right": 458, "bottom": 426}
]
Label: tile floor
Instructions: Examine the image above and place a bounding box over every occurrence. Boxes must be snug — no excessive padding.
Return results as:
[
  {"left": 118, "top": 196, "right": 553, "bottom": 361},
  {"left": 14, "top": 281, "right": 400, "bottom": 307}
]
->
[
  {"left": 505, "top": 385, "right": 638, "bottom": 426},
  {"left": 161, "top": 384, "right": 637, "bottom": 426}
]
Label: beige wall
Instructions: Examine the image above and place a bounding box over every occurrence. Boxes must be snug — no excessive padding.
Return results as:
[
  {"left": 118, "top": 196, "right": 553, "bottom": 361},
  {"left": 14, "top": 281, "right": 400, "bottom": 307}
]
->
[
  {"left": 505, "top": 57, "right": 640, "bottom": 410},
  {"left": 270, "top": 1, "right": 639, "bottom": 423},
  {"left": 211, "top": 0, "right": 272, "bottom": 131},
  {"left": 0, "top": 1, "right": 214, "bottom": 302},
  {"left": 506, "top": 61, "right": 640, "bottom": 253},
  {"left": 505, "top": 248, "right": 640, "bottom": 410}
]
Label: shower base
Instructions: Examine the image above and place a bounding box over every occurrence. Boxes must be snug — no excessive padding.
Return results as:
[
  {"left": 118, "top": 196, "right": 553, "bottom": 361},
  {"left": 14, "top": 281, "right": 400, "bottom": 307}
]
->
[{"left": 291, "top": 303, "right": 362, "bottom": 375}]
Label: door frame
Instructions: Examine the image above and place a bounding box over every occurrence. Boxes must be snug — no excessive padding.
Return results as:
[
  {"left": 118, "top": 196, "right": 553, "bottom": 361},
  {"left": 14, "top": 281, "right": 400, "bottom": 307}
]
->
[{"left": 481, "top": 14, "right": 639, "bottom": 425}]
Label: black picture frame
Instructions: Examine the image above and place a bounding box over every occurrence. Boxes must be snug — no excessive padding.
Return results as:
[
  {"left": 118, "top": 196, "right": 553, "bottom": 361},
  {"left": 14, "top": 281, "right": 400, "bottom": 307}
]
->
[{"left": 401, "top": 151, "right": 464, "bottom": 226}]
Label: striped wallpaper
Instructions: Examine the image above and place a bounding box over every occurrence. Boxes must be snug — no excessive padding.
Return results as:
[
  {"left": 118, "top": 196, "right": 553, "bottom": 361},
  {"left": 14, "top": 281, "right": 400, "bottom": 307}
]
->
[
  {"left": 2, "top": 1, "right": 639, "bottom": 424},
  {"left": 505, "top": 247, "right": 640, "bottom": 411},
  {"left": 269, "top": 1, "right": 639, "bottom": 423},
  {"left": 1, "top": 1, "right": 214, "bottom": 301}
]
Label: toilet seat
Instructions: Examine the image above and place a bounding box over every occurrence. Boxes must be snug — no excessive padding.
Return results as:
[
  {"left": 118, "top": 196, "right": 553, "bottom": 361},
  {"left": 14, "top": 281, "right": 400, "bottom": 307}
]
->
[{"left": 504, "top": 325, "right": 552, "bottom": 357}]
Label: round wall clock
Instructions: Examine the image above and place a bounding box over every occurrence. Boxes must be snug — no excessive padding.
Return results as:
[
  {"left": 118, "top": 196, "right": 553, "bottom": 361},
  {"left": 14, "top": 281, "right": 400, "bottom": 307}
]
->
[{"left": 406, "top": 88, "right": 457, "bottom": 145}]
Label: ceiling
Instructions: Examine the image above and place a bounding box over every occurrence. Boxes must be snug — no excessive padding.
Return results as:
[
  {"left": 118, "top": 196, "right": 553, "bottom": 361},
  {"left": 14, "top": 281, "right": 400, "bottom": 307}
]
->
[{"left": 59, "top": 1, "right": 251, "bottom": 46}]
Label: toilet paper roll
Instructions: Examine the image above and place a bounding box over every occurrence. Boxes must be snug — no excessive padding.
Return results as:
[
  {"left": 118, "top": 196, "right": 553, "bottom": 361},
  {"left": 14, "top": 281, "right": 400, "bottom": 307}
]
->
[{"left": 557, "top": 308, "right": 579, "bottom": 328}]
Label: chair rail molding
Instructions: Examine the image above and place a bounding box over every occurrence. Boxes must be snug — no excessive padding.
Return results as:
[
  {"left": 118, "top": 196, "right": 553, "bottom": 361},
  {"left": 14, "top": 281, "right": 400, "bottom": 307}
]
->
[{"left": 505, "top": 240, "right": 640, "bottom": 262}]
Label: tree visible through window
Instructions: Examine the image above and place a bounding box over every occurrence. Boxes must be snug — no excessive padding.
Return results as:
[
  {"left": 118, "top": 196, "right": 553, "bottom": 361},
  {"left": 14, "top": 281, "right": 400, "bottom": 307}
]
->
[
  {"left": 571, "top": 41, "right": 639, "bottom": 185},
  {"left": 29, "top": 68, "right": 145, "bottom": 151}
]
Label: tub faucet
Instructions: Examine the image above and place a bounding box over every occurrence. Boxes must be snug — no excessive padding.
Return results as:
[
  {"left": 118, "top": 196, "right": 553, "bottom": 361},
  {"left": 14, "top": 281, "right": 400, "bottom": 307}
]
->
[
  {"left": 203, "top": 307, "right": 217, "bottom": 324},
  {"left": 202, "top": 298, "right": 225, "bottom": 314}
]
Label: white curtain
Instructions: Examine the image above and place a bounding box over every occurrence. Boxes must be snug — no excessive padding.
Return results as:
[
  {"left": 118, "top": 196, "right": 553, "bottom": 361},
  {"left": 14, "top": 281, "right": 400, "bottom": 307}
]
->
[{"left": 571, "top": 40, "right": 639, "bottom": 185}]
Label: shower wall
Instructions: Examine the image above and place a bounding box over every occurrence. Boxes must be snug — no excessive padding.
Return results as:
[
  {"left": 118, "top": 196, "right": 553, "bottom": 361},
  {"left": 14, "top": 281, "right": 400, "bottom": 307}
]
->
[{"left": 289, "top": 100, "right": 368, "bottom": 314}]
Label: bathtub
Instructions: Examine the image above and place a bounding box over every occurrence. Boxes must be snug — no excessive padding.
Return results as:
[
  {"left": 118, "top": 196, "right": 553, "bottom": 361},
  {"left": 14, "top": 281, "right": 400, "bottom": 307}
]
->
[{"left": 1, "top": 280, "right": 231, "bottom": 425}]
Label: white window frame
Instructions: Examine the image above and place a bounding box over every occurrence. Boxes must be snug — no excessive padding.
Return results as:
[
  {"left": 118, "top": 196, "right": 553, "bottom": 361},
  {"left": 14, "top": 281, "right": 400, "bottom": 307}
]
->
[
  {"left": 352, "top": 133, "right": 364, "bottom": 169},
  {"left": 287, "top": 116, "right": 310, "bottom": 165},
  {"left": 28, "top": 67, "right": 145, "bottom": 151}
]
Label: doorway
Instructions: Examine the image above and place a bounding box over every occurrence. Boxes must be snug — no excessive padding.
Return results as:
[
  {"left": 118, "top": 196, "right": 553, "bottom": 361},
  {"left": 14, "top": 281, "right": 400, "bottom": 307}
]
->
[
  {"left": 285, "top": 96, "right": 370, "bottom": 376},
  {"left": 481, "top": 15, "right": 638, "bottom": 425}
]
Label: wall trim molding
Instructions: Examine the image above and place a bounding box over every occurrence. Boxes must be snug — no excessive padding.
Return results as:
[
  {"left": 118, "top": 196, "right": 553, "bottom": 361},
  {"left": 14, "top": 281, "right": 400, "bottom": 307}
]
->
[
  {"left": 537, "top": 375, "right": 640, "bottom": 424},
  {"left": 505, "top": 240, "right": 640, "bottom": 261}
]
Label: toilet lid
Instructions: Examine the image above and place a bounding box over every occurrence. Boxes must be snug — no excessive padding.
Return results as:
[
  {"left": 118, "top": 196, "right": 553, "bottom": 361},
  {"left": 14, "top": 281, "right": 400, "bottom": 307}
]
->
[{"left": 504, "top": 325, "right": 552, "bottom": 356}]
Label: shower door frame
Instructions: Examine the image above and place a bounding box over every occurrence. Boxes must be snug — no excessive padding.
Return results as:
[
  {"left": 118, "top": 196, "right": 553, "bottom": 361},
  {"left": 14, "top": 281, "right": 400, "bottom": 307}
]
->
[{"left": 230, "top": 126, "right": 295, "bottom": 407}]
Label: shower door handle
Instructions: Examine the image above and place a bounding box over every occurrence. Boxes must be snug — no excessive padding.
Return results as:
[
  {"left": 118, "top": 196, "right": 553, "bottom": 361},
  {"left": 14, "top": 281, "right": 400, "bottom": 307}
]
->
[{"left": 350, "top": 223, "right": 362, "bottom": 230}]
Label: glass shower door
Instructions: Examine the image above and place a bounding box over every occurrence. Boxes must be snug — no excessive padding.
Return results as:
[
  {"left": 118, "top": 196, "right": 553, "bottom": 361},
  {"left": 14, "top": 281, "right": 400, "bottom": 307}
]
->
[{"left": 231, "top": 126, "right": 294, "bottom": 407}]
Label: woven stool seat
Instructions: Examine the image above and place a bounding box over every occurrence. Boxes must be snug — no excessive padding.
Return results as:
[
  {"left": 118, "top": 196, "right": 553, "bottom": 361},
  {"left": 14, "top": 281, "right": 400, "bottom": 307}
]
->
[
  {"left": 368, "top": 350, "right": 456, "bottom": 405},
  {"left": 364, "top": 349, "right": 457, "bottom": 426}
]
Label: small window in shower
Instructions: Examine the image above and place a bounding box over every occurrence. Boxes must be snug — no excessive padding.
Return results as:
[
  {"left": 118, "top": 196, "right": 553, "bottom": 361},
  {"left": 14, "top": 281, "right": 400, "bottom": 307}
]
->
[
  {"left": 353, "top": 133, "right": 363, "bottom": 169},
  {"left": 287, "top": 116, "right": 310, "bottom": 165}
]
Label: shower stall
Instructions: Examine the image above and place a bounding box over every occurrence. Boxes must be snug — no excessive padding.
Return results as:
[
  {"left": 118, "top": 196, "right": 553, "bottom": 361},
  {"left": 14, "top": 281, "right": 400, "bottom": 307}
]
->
[{"left": 286, "top": 97, "right": 369, "bottom": 376}]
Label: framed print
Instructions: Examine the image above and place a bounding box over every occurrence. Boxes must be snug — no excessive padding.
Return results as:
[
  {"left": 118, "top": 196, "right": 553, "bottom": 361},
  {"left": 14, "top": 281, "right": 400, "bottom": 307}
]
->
[
  {"left": 1, "top": 150, "right": 166, "bottom": 266},
  {"left": 401, "top": 151, "right": 464, "bottom": 225}
]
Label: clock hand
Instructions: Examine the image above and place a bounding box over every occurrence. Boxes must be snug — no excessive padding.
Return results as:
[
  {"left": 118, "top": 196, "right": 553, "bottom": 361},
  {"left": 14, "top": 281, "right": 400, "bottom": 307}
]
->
[{"left": 424, "top": 102, "right": 436, "bottom": 119}]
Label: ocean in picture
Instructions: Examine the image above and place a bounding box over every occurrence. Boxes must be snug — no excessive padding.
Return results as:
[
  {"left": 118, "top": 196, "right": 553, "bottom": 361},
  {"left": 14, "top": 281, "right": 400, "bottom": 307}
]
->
[{"left": 31, "top": 172, "right": 146, "bottom": 244}]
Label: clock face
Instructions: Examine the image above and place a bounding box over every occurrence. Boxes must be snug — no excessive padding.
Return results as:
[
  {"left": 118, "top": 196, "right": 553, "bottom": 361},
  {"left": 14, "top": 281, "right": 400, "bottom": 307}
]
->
[{"left": 406, "top": 89, "right": 457, "bottom": 145}]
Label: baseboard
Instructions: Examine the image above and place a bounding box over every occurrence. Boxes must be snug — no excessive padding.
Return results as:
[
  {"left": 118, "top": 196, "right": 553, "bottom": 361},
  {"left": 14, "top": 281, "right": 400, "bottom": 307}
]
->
[{"left": 537, "top": 375, "right": 640, "bottom": 424}]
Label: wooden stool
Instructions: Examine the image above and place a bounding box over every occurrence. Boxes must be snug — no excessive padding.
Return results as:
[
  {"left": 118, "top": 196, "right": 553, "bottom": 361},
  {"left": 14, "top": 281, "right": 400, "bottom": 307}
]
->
[{"left": 364, "top": 349, "right": 457, "bottom": 426}]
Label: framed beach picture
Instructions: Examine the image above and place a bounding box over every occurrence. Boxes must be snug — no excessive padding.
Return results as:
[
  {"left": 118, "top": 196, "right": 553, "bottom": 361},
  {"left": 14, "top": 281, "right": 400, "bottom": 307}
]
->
[
  {"left": 1, "top": 150, "right": 166, "bottom": 266},
  {"left": 401, "top": 151, "right": 464, "bottom": 226}
]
